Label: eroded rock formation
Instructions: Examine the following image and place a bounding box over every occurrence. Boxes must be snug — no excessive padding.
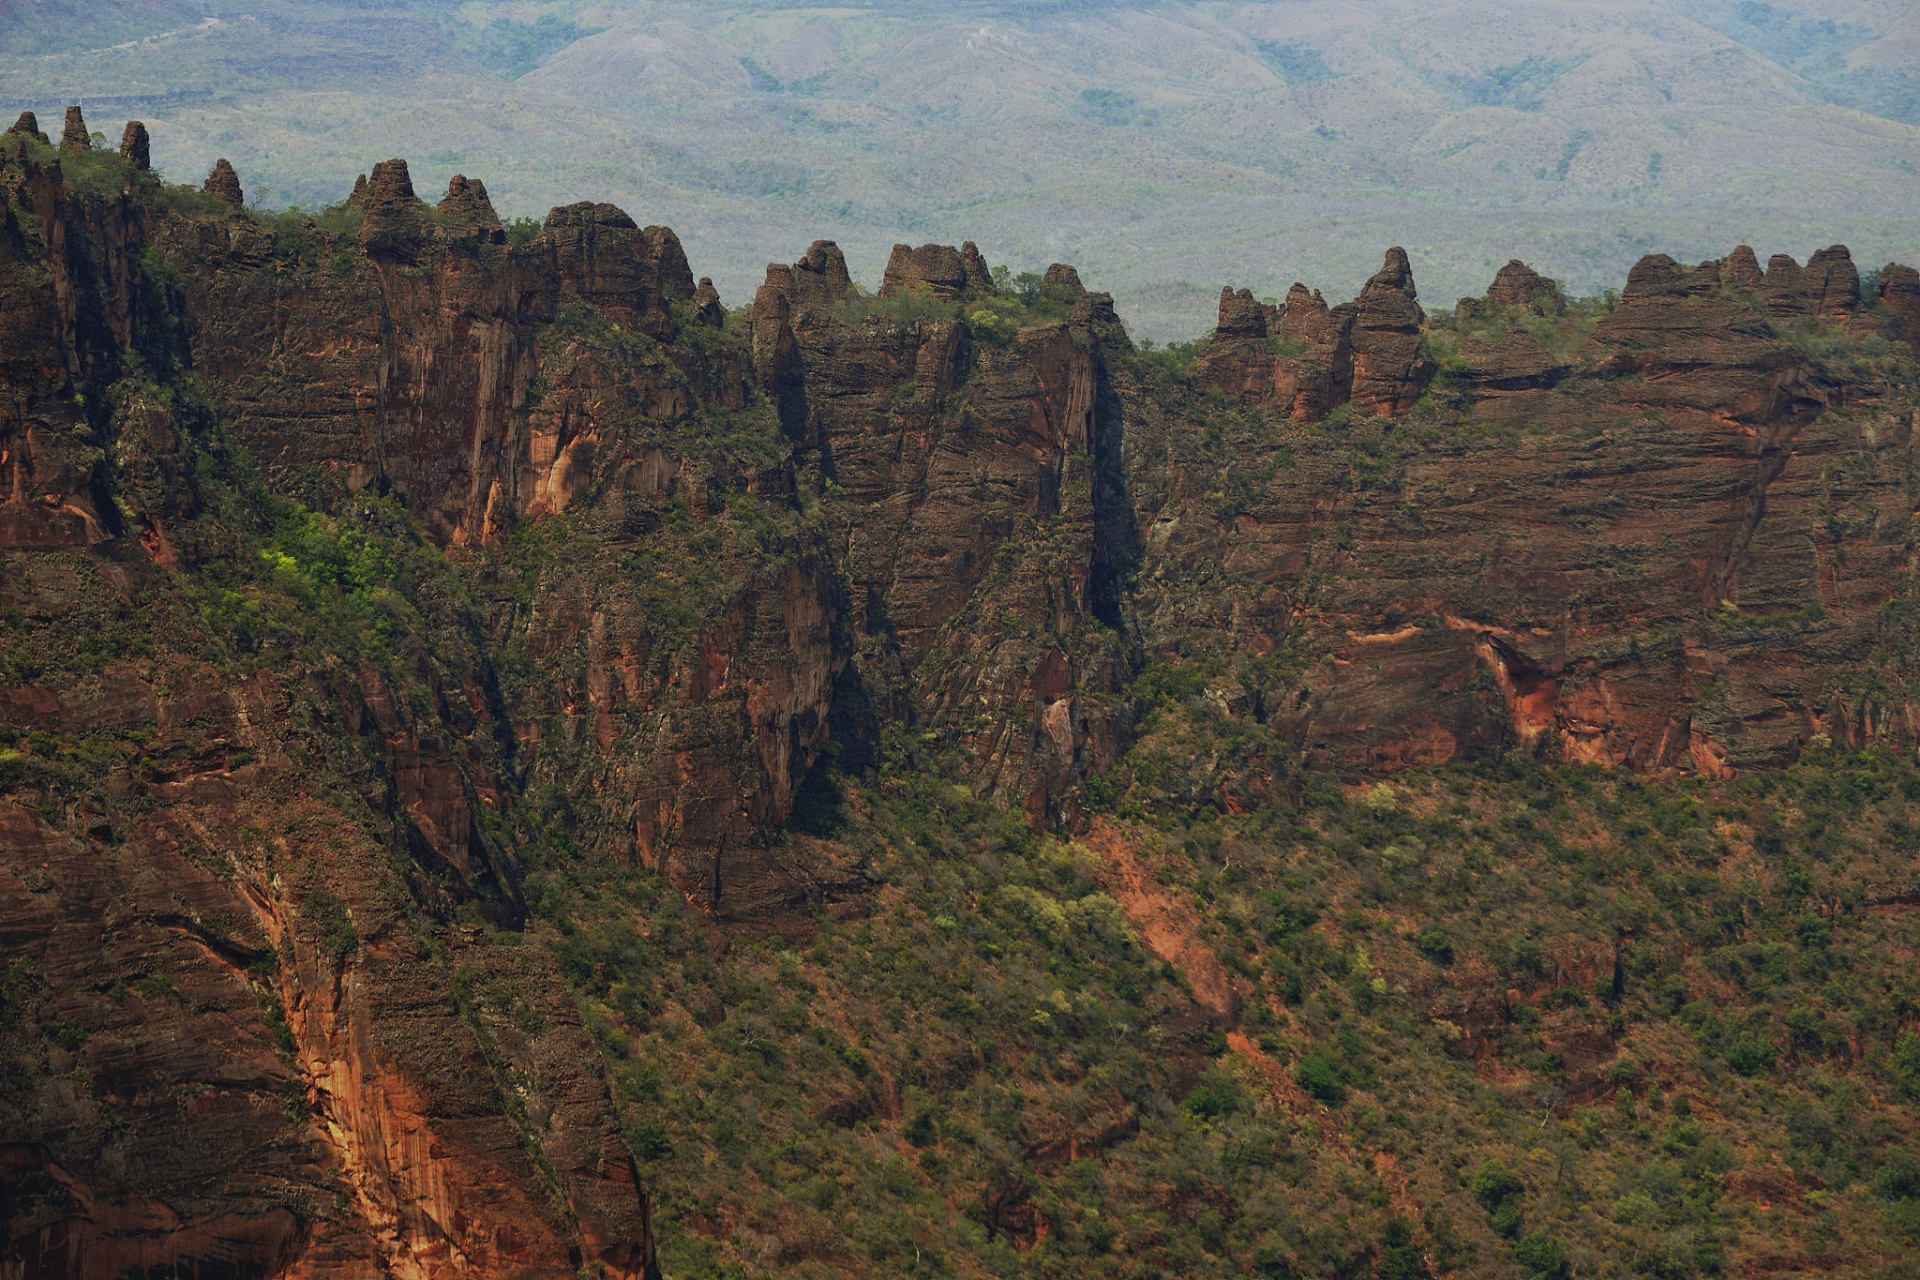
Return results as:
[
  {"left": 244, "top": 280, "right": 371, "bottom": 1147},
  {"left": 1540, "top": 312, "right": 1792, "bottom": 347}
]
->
[
  {"left": 59, "top": 106, "right": 89, "bottom": 152},
  {"left": 5, "top": 128, "right": 1920, "bottom": 1278},
  {"left": 204, "top": 158, "right": 243, "bottom": 207},
  {"left": 7, "top": 111, "right": 48, "bottom": 144},
  {"left": 118, "top": 120, "right": 149, "bottom": 170}
]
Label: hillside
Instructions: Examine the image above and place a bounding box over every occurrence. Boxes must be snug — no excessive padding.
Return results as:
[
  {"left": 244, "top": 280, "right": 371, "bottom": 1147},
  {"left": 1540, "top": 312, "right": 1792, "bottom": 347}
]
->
[
  {"left": 4, "top": 114, "right": 1920, "bottom": 1280},
  {"left": 0, "top": 0, "right": 1916, "bottom": 338}
]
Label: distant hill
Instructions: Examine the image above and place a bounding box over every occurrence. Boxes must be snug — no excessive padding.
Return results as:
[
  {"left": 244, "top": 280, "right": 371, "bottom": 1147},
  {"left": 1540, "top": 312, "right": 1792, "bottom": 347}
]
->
[{"left": 3, "top": 0, "right": 1916, "bottom": 337}]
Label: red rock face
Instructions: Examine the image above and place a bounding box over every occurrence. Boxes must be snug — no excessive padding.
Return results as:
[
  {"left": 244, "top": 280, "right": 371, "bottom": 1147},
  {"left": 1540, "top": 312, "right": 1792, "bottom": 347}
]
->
[
  {"left": 7, "top": 136, "right": 1920, "bottom": 1277},
  {"left": 1483, "top": 259, "right": 1564, "bottom": 309},
  {"left": 1196, "top": 249, "right": 1436, "bottom": 419},
  {"left": 747, "top": 243, "right": 1137, "bottom": 824},
  {"left": 1154, "top": 244, "right": 1914, "bottom": 781},
  {"left": 1882, "top": 264, "right": 1920, "bottom": 349}
]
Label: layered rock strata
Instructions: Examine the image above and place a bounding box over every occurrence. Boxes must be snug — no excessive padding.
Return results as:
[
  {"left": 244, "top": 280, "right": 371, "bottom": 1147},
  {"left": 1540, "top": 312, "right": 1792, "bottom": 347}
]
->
[{"left": 4, "top": 123, "right": 1920, "bottom": 1276}]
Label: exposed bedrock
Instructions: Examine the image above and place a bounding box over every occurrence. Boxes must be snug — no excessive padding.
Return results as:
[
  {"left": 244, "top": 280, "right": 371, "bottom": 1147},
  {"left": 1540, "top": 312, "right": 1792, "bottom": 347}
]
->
[{"left": 4, "top": 135, "right": 1920, "bottom": 1274}]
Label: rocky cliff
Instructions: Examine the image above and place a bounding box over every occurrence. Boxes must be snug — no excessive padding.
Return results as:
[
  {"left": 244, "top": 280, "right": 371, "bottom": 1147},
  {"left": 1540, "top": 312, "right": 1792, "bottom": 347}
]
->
[{"left": 4, "top": 126, "right": 1920, "bottom": 1280}]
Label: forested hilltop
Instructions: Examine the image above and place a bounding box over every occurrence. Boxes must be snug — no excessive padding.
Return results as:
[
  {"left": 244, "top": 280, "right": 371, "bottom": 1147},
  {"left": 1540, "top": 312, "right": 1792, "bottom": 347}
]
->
[{"left": 4, "top": 115, "right": 1920, "bottom": 1280}]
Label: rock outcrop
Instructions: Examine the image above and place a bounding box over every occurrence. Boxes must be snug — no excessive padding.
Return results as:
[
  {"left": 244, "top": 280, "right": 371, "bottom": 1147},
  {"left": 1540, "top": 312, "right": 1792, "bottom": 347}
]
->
[
  {"left": 693, "top": 276, "right": 726, "bottom": 327},
  {"left": 437, "top": 173, "right": 504, "bottom": 242},
  {"left": 1197, "top": 249, "right": 1436, "bottom": 418},
  {"left": 882, "top": 242, "right": 968, "bottom": 298},
  {"left": 543, "top": 202, "right": 695, "bottom": 339},
  {"left": 118, "top": 120, "right": 150, "bottom": 169},
  {"left": 1722, "top": 243, "right": 1766, "bottom": 291},
  {"left": 1882, "top": 263, "right": 1920, "bottom": 349},
  {"left": 1343, "top": 247, "right": 1436, "bottom": 415},
  {"left": 962, "top": 240, "right": 994, "bottom": 297},
  {"left": 6, "top": 111, "right": 49, "bottom": 145},
  {"left": 0, "top": 147, "right": 666, "bottom": 1280},
  {"left": 879, "top": 240, "right": 996, "bottom": 301},
  {"left": 203, "top": 158, "right": 243, "bottom": 207},
  {"left": 59, "top": 105, "right": 89, "bottom": 151},
  {"left": 1760, "top": 245, "right": 1860, "bottom": 321},
  {"left": 1483, "top": 259, "right": 1564, "bottom": 309},
  {"left": 1460, "top": 258, "right": 1566, "bottom": 318},
  {"left": 1044, "top": 262, "right": 1085, "bottom": 294},
  {"left": 7, "top": 128, "right": 1920, "bottom": 1279}
]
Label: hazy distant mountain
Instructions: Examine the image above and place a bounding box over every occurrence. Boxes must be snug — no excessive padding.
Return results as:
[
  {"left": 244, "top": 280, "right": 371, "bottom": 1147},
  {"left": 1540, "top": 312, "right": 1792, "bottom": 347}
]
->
[{"left": 4, "top": 0, "right": 1915, "bottom": 336}]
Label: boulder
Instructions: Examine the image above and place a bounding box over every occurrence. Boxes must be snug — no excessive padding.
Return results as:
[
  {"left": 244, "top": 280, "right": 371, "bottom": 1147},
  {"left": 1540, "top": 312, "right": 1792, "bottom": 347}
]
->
[
  {"left": 764, "top": 240, "right": 853, "bottom": 326},
  {"left": 1278, "top": 282, "right": 1337, "bottom": 345},
  {"left": 1618, "top": 253, "right": 1688, "bottom": 302},
  {"left": 1880, "top": 263, "right": 1920, "bottom": 348},
  {"left": 1721, "top": 244, "right": 1765, "bottom": 291},
  {"left": 367, "top": 158, "right": 414, "bottom": 201},
  {"left": 361, "top": 158, "right": 427, "bottom": 259},
  {"left": 1804, "top": 245, "right": 1861, "bottom": 321},
  {"left": 118, "top": 121, "right": 150, "bottom": 170},
  {"left": 203, "top": 159, "right": 244, "bottom": 207},
  {"left": 60, "top": 105, "right": 90, "bottom": 152},
  {"left": 1044, "top": 263, "right": 1085, "bottom": 296},
  {"left": 1213, "top": 286, "right": 1271, "bottom": 341}
]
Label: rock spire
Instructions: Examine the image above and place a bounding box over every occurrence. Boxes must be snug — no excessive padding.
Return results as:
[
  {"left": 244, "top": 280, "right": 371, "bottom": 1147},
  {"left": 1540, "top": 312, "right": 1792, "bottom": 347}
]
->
[{"left": 204, "top": 159, "right": 243, "bottom": 207}]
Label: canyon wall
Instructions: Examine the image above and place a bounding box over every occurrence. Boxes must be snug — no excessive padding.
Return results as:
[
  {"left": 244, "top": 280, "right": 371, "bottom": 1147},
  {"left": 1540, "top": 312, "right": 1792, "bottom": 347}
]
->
[{"left": 3, "top": 125, "right": 1919, "bottom": 1276}]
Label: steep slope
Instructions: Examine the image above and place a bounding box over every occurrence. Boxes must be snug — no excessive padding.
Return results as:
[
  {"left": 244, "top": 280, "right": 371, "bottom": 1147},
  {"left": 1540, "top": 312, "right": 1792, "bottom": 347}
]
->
[{"left": 3, "top": 125, "right": 1920, "bottom": 1280}]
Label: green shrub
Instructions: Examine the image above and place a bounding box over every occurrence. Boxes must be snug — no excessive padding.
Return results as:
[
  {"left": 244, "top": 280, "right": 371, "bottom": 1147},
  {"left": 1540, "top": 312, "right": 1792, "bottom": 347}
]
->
[
  {"left": 1513, "top": 1229, "right": 1569, "bottom": 1278},
  {"left": 1252, "top": 1244, "right": 1294, "bottom": 1277},
  {"left": 1295, "top": 1051, "right": 1345, "bottom": 1104},
  {"left": 1877, "top": 1149, "right": 1920, "bottom": 1201},
  {"left": 1894, "top": 1031, "right": 1920, "bottom": 1100},
  {"left": 1724, "top": 1030, "right": 1775, "bottom": 1076},
  {"left": 1471, "top": 1156, "right": 1526, "bottom": 1213},
  {"left": 1184, "top": 1075, "right": 1244, "bottom": 1119},
  {"left": 1414, "top": 928, "right": 1454, "bottom": 966},
  {"left": 627, "top": 1115, "right": 673, "bottom": 1161},
  {"left": 834, "top": 284, "right": 961, "bottom": 329},
  {"left": 1138, "top": 337, "right": 1207, "bottom": 378}
]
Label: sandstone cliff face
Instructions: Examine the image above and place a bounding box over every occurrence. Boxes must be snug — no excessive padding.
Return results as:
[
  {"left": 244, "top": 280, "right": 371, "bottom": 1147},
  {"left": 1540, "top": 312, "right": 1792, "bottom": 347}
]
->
[
  {"left": 748, "top": 242, "right": 1137, "bottom": 824},
  {"left": 155, "top": 164, "right": 848, "bottom": 930},
  {"left": 6, "top": 126, "right": 1920, "bottom": 1279},
  {"left": 0, "top": 133, "right": 661, "bottom": 1279},
  {"left": 1130, "top": 242, "right": 1913, "bottom": 807}
]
